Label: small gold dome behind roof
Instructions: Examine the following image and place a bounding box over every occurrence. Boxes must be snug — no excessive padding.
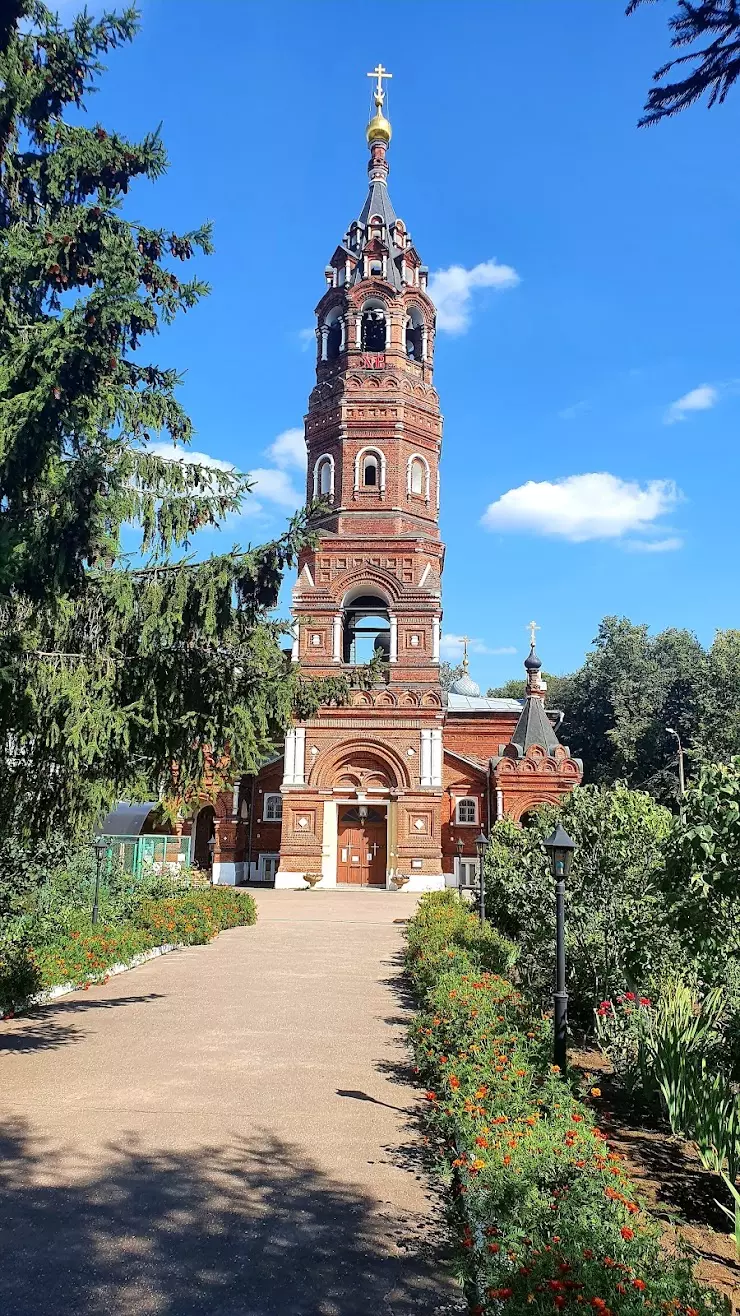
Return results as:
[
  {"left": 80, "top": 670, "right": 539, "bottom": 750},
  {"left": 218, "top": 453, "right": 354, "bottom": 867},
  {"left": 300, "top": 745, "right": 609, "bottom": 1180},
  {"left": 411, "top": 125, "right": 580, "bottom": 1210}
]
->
[{"left": 366, "top": 63, "right": 392, "bottom": 145}]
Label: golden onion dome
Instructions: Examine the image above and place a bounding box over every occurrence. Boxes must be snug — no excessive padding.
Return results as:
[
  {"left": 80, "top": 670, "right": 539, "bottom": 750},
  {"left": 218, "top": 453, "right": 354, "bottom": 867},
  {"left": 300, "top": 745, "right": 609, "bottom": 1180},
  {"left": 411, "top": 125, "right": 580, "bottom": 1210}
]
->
[{"left": 366, "top": 109, "right": 392, "bottom": 145}]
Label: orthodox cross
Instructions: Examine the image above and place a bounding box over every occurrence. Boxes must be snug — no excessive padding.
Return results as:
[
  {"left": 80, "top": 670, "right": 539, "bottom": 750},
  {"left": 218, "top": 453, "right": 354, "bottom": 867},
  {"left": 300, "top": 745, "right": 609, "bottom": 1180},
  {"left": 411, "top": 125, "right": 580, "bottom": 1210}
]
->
[
  {"left": 367, "top": 63, "right": 392, "bottom": 104},
  {"left": 461, "top": 635, "right": 469, "bottom": 667},
  {"left": 527, "top": 620, "right": 540, "bottom": 649}
]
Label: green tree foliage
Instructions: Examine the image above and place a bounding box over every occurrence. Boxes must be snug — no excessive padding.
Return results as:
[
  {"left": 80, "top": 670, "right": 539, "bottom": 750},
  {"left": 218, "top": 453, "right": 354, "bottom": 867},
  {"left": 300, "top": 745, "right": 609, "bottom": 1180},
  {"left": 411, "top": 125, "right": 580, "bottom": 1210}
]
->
[
  {"left": 484, "top": 784, "right": 674, "bottom": 1021},
  {"left": 664, "top": 757, "right": 740, "bottom": 976},
  {"left": 487, "top": 671, "right": 573, "bottom": 709},
  {"left": 509, "top": 617, "right": 740, "bottom": 804},
  {"left": 628, "top": 0, "right": 740, "bottom": 124},
  {"left": 439, "top": 659, "right": 463, "bottom": 692},
  {"left": 0, "top": 3, "right": 346, "bottom": 839}
]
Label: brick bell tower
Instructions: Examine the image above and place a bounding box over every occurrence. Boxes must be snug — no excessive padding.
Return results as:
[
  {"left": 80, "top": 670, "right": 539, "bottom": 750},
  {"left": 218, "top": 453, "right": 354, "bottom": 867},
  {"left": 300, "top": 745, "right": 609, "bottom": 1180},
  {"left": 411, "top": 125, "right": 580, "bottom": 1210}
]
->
[{"left": 275, "top": 66, "right": 446, "bottom": 890}]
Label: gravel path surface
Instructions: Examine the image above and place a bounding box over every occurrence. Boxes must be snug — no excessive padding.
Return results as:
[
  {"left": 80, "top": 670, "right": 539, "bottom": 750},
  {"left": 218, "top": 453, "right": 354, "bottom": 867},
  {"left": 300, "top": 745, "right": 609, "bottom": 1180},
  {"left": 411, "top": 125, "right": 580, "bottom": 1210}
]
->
[{"left": 0, "top": 889, "right": 462, "bottom": 1316}]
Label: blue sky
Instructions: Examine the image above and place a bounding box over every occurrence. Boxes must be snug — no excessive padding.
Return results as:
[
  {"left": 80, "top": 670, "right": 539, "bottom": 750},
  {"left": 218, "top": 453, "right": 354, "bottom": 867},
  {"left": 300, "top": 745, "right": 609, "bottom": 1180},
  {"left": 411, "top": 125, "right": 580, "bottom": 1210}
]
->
[{"left": 67, "top": 0, "right": 740, "bottom": 690}]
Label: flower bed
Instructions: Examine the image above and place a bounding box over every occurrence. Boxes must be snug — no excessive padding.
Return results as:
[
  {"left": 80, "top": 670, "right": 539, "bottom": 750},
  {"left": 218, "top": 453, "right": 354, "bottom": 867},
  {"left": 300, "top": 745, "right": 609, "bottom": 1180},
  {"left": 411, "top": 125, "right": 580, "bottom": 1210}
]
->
[
  {"left": 0, "top": 888, "right": 257, "bottom": 1014},
  {"left": 406, "top": 892, "right": 722, "bottom": 1316}
]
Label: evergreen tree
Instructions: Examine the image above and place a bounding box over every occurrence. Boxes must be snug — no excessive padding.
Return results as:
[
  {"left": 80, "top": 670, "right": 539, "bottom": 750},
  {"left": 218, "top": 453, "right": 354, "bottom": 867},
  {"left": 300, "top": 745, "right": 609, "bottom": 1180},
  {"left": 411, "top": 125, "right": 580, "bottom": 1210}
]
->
[
  {"left": 0, "top": 3, "right": 345, "bottom": 839},
  {"left": 629, "top": 0, "right": 740, "bottom": 124}
]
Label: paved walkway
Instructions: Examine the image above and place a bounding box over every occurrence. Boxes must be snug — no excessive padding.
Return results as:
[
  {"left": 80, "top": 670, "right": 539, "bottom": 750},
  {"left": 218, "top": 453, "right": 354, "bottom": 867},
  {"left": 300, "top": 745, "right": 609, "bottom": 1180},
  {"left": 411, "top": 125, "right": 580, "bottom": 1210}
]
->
[{"left": 0, "top": 890, "right": 461, "bottom": 1316}]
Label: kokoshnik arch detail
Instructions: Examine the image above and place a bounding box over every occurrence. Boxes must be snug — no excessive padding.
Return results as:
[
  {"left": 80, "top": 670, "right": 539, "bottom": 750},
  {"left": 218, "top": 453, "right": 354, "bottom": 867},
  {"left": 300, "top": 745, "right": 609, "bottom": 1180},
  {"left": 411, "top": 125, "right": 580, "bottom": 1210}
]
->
[{"left": 196, "top": 69, "right": 582, "bottom": 888}]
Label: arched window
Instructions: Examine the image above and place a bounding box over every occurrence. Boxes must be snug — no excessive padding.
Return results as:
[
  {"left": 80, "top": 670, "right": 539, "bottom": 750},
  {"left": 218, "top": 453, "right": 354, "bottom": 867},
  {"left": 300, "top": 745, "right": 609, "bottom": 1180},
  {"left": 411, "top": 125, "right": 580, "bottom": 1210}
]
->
[
  {"left": 363, "top": 454, "right": 378, "bottom": 487},
  {"left": 313, "top": 454, "right": 334, "bottom": 499},
  {"left": 369, "top": 259, "right": 383, "bottom": 278},
  {"left": 455, "top": 797, "right": 478, "bottom": 825},
  {"left": 264, "top": 793, "right": 283, "bottom": 822},
  {"left": 406, "top": 306, "right": 425, "bottom": 361},
  {"left": 342, "top": 594, "right": 391, "bottom": 664},
  {"left": 407, "top": 453, "right": 430, "bottom": 501},
  {"left": 324, "top": 307, "right": 343, "bottom": 361},
  {"left": 361, "top": 301, "right": 386, "bottom": 352},
  {"left": 354, "top": 447, "right": 386, "bottom": 493}
]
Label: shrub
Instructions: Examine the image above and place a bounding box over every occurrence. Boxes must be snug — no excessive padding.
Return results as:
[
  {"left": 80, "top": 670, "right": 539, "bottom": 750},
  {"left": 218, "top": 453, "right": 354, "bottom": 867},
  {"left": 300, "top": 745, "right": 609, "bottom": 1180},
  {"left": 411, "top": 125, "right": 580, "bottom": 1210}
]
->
[
  {"left": 0, "top": 888, "right": 257, "bottom": 1012},
  {"left": 484, "top": 785, "right": 675, "bottom": 1023},
  {"left": 406, "top": 893, "right": 722, "bottom": 1316}
]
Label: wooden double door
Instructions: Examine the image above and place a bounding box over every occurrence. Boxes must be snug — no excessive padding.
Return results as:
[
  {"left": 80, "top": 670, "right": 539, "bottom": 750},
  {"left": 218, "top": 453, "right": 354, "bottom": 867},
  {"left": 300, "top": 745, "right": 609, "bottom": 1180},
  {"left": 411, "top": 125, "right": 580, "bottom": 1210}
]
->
[{"left": 337, "top": 807, "right": 387, "bottom": 886}]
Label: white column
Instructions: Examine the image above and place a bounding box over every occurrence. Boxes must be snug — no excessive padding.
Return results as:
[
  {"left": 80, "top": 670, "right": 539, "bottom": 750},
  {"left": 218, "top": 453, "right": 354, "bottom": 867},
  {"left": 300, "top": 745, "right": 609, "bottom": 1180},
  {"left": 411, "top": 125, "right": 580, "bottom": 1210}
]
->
[
  {"left": 291, "top": 626, "right": 299, "bottom": 663},
  {"left": 320, "top": 326, "right": 328, "bottom": 361},
  {"left": 231, "top": 782, "right": 240, "bottom": 816},
  {"left": 339, "top": 316, "right": 346, "bottom": 351},
  {"left": 432, "top": 617, "right": 440, "bottom": 662},
  {"left": 496, "top": 787, "right": 504, "bottom": 820},
  {"left": 390, "top": 615, "right": 398, "bottom": 663},
  {"left": 332, "top": 613, "right": 342, "bottom": 662},
  {"left": 355, "top": 315, "right": 362, "bottom": 348},
  {"left": 422, "top": 326, "right": 428, "bottom": 361},
  {"left": 283, "top": 729, "right": 296, "bottom": 785},
  {"left": 321, "top": 800, "right": 338, "bottom": 886},
  {"left": 431, "top": 728, "right": 443, "bottom": 787},
  {"left": 385, "top": 315, "right": 392, "bottom": 350},
  {"left": 420, "top": 730, "right": 432, "bottom": 787},
  {"left": 294, "top": 728, "right": 306, "bottom": 785}
]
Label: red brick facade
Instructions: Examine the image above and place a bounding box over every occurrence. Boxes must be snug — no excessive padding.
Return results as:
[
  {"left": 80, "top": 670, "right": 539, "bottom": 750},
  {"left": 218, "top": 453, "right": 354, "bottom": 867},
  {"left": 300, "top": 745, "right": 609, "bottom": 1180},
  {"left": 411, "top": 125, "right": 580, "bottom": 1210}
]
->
[{"left": 204, "top": 86, "right": 582, "bottom": 889}]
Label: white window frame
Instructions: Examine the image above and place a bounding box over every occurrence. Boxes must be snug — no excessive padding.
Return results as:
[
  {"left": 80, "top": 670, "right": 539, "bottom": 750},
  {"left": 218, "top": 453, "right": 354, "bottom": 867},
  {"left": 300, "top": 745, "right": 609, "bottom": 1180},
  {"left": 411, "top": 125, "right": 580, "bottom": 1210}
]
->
[
  {"left": 263, "top": 793, "right": 283, "bottom": 822},
  {"left": 313, "top": 453, "right": 335, "bottom": 499},
  {"left": 455, "top": 797, "right": 478, "bottom": 825},
  {"left": 406, "top": 453, "right": 430, "bottom": 501},
  {"left": 455, "top": 856, "right": 479, "bottom": 888},
  {"left": 354, "top": 446, "right": 386, "bottom": 493}
]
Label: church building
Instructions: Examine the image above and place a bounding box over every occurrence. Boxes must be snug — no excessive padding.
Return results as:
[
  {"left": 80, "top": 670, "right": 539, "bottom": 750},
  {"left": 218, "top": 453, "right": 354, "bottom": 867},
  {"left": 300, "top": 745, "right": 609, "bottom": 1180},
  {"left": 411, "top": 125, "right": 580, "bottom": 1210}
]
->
[{"left": 201, "top": 69, "right": 582, "bottom": 889}]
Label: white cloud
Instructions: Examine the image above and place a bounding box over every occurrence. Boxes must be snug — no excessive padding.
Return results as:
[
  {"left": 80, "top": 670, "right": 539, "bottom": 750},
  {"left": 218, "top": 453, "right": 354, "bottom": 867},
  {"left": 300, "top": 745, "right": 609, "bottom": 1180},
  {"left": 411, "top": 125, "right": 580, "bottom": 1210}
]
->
[
  {"left": 247, "top": 467, "right": 302, "bottom": 510},
  {"left": 441, "top": 634, "right": 517, "bottom": 659},
  {"left": 428, "top": 259, "right": 520, "bottom": 334},
  {"left": 625, "top": 536, "right": 684, "bottom": 553},
  {"left": 558, "top": 400, "right": 590, "bottom": 421},
  {"left": 265, "top": 427, "right": 306, "bottom": 472},
  {"left": 481, "top": 472, "right": 682, "bottom": 544},
  {"left": 664, "top": 384, "right": 718, "bottom": 424},
  {"left": 297, "top": 328, "right": 315, "bottom": 352},
  {"left": 146, "top": 441, "right": 235, "bottom": 474}
]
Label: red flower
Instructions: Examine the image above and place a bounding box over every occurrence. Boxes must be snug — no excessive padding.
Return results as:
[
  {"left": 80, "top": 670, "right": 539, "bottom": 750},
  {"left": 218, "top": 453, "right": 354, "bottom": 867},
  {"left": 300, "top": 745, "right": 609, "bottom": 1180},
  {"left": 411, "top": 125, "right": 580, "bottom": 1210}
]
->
[
  {"left": 488, "top": 1288, "right": 513, "bottom": 1301},
  {"left": 639, "top": 997, "right": 651, "bottom": 1007},
  {"left": 632, "top": 1279, "right": 646, "bottom": 1292},
  {"left": 624, "top": 992, "right": 636, "bottom": 1002},
  {"left": 620, "top": 1226, "right": 634, "bottom": 1241},
  {"left": 425, "top": 1091, "right": 437, "bottom": 1102},
  {"left": 449, "top": 1075, "right": 460, "bottom": 1090}
]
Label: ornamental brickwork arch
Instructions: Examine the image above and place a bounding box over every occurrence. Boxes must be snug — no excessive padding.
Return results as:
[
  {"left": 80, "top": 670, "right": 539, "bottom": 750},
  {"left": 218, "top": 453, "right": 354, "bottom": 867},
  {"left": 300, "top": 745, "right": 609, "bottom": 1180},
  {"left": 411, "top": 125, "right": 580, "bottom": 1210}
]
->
[{"left": 311, "top": 739, "right": 411, "bottom": 790}]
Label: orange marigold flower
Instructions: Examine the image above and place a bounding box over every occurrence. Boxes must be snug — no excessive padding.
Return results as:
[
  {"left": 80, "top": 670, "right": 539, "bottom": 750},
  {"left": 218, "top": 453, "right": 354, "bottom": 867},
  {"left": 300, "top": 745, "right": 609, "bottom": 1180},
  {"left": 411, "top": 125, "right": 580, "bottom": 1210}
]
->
[
  {"left": 620, "top": 1226, "right": 634, "bottom": 1241},
  {"left": 632, "top": 1280, "right": 646, "bottom": 1292},
  {"left": 425, "top": 1091, "right": 437, "bottom": 1102},
  {"left": 449, "top": 1075, "right": 460, "bottom": 1090},
  {"left": 503, "top": 1154, "right": 511, "bottom": 1165},
  {"left": 475, "top": 1085, "right": 488, "bottom": 1099},
  {"left": 590, "top": 1087, "right": 601, "bottom": 1097},
  {"left": 550, "top": 1064, "right": 561, "bottom": 1073}
]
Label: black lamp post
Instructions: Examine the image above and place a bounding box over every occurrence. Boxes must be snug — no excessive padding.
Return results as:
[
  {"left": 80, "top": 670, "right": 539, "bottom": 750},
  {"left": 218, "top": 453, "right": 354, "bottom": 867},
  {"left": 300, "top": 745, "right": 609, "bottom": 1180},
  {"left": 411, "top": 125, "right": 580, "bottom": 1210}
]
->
[
  {"left": 92, "top": 836, "right": 107, "bottom": 927},
  {"left": 475, "top": 831, "right": 488, "bottom": 925},
  {"left": 207, "top": 835, "right": 217, "bottom": 884},
  {"left": 543, "top": 823, "right": 576, "bottom": 1074}
]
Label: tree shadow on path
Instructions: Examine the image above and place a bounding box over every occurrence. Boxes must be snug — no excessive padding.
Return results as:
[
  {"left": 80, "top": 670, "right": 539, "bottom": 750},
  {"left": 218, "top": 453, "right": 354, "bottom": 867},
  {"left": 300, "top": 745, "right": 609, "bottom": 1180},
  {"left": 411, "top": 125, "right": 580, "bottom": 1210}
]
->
[
  {"left": 0, "top": 1119, "right": 460, "bottom": 1316},
  {"left": 0, "top": 994, "right": 164, "bottom": 1054}
]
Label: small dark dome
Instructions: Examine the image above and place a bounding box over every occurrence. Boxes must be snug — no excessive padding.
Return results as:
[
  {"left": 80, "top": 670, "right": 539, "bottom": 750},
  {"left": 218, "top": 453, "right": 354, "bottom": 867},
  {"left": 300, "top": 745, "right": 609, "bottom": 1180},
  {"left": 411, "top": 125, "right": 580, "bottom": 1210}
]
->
[{"left": 524, "top": 644, "right": 542, "bottom": 672}]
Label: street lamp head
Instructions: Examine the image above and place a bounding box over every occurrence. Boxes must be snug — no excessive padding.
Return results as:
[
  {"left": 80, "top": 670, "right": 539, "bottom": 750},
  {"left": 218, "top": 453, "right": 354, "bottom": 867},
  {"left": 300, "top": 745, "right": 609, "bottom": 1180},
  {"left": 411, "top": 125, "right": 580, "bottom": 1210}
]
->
[
  {"left": 543, "top": 823, "right": 576, "bottom": 879},
  {"left": 475, "top": 831, "right": 489, "bottom": 862},
  {"left": 456, "top": 837, "right": 464, "bottom": 857},
  {"left": 93, "top": 835, "right": 107, "bottom": 861}
]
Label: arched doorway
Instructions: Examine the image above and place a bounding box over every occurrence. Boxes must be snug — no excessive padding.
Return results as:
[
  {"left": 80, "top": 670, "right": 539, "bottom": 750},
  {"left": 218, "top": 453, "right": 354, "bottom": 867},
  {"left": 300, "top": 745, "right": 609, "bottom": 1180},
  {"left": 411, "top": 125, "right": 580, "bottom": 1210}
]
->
[
  {"left": 194, "top": 806, "right": 215, "bottom": 872},
  {"left": 337, "top": 806, "right": 387, "bottom": 886}
]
